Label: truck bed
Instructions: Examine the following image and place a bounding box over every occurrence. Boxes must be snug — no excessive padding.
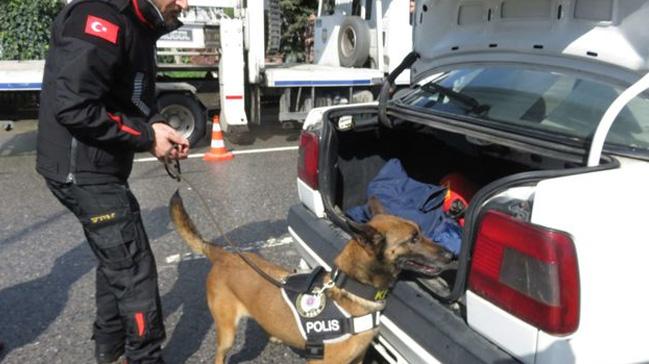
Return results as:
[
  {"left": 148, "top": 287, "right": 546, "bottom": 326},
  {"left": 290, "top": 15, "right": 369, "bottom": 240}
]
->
[
  {"left": 0, "top": 60, "right": 45, "bottom": 91},
  {"left": 263, "top": 64, "right": 385, "bottom": 87}
]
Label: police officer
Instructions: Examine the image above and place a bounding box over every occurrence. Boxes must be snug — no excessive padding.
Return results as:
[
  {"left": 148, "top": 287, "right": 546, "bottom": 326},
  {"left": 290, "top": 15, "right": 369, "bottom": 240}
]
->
[{"left": 37, "top": 0, "right": 189, "bottom": 363}]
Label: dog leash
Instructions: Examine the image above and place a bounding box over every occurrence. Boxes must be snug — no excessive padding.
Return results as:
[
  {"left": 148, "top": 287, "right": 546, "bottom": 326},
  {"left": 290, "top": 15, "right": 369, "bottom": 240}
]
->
[{"left": 163, "top": 146, "right": 291, "bottom": 289}]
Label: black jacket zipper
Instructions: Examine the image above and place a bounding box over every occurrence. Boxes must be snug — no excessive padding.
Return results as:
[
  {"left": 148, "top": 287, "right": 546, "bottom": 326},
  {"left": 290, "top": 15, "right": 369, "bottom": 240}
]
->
[{"left": 66, "top": 137, "right": 78, "bottom": 184}]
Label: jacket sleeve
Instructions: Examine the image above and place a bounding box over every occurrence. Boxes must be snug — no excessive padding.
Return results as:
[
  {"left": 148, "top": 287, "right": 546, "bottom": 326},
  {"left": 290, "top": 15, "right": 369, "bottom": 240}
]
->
[{"left": 53, "top": 2, "right": 155, "bottom": 152}]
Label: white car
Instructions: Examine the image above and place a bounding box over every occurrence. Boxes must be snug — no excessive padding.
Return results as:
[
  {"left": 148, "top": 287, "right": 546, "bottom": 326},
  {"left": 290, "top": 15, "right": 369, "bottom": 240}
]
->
[{"left": 288, "top": 1, "right": 649, "bottom": 363}]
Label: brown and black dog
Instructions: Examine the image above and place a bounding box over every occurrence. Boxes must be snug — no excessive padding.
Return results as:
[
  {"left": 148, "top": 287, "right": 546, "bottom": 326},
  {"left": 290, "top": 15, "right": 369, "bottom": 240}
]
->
[{"left": 169, "top": 192, "right": 452, "bottom": 364}]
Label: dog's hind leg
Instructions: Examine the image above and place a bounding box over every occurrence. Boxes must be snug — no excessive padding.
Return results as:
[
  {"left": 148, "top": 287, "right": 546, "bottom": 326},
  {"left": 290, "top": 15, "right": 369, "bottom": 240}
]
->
[
  {"left": 213, "top": 306, "right": 241, "bottom": 363},
  {"left": 206, "top": 273, "right": 246, "bottom": 364}
]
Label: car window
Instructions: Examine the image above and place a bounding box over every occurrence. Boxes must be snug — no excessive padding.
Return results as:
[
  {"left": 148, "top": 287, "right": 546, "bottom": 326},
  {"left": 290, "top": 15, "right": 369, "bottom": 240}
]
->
[{"left": 398, "top": 66, "right": 649, "bottom": 154}]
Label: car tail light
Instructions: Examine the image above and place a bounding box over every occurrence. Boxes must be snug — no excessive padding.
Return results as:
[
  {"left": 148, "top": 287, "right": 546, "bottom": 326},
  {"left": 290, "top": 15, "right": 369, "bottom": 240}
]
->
[
  {"left": 298, "top": 131, "right": 319, "bottom": 189},
  {"left": 469, "top": 210, "right": 579, "bottom": 335}
]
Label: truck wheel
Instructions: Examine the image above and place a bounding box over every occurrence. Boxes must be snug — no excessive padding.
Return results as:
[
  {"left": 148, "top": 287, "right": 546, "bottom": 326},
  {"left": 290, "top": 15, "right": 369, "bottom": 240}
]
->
[
  {"left": 338, "top": 16, "right": 370, "bottom": 67},
  {"left": 157, "top": 93, "right": 206, "bottom": 146}
]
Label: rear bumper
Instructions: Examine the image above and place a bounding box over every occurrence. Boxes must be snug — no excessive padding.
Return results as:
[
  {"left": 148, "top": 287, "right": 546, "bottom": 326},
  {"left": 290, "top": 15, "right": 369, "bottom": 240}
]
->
[{"left": 288, "top": 204, "right": 518, "bottom": 364}]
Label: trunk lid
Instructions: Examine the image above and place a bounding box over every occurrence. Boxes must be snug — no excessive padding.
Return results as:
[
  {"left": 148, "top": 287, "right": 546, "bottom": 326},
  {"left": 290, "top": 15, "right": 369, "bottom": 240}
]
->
[{"left": 411, "top": 0, "right": 649, "bottom": 85}]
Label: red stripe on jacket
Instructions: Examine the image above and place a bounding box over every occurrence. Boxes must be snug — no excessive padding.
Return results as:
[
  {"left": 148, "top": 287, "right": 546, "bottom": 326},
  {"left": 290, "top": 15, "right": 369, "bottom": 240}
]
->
[{"left": 107, "top": 112, "right": 142, "bottom": 136}]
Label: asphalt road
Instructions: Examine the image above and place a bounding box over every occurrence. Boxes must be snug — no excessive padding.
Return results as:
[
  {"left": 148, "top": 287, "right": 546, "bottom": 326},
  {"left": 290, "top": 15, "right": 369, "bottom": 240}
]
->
[{"left": 0, "top": 120, "right": 307, "bottom": 363}]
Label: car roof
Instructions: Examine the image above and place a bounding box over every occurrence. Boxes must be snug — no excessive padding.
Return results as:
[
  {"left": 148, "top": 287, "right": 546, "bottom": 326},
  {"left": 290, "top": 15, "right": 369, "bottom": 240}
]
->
[{"left": 412, "top": 0, "right": 649, "bottom": 84}]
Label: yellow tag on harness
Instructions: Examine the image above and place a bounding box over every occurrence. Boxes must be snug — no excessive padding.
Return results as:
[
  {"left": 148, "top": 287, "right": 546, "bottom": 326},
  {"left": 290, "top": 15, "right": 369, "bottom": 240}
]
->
[{"left": 374, "top": 289, "right": 389, "bottom": 301}]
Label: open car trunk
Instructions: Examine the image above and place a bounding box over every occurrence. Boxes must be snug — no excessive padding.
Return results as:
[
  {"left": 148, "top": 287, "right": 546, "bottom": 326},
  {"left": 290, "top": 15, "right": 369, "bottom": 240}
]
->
[{"left": 316, "top": 105, "right": 615, "bottom": 300}]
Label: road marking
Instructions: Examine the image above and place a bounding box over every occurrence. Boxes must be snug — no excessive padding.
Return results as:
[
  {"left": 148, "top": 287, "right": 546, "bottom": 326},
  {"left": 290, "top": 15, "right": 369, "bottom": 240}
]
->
[
  {"left": 134, "top": 146, "right": 298, "bottom": 163},
  {"left": 232, "top": 146, "right": 298, "bottom": 155},
  {"left": 134, "top": 153, "right": 203, "bottom": 163},
  {"left": 164, "top": 235, "right": 294, "bottom": 264}
]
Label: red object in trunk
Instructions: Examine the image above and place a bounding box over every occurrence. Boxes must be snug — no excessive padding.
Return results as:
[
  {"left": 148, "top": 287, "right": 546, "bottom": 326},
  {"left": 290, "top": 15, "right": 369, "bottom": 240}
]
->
[{"left": 440, "top": 173, "right": 478, "bottom": 226}]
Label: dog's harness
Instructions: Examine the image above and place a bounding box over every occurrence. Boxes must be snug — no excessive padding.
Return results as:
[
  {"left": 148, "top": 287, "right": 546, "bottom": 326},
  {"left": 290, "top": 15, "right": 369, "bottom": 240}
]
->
[{"left": 281, "top": 266, "right": 389, "bottom": 359}]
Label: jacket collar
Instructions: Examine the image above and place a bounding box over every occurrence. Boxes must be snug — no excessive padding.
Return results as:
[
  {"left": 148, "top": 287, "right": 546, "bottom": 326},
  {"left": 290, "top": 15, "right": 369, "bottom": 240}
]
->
[{"left": 109, "top": 0, "right": 130, "bottom": 11}]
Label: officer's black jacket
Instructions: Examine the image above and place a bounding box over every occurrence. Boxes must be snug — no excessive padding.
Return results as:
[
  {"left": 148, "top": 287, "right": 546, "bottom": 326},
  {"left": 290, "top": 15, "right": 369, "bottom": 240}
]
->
[{"left": 37, "top": 0, "right": 181, "bottom": 185}]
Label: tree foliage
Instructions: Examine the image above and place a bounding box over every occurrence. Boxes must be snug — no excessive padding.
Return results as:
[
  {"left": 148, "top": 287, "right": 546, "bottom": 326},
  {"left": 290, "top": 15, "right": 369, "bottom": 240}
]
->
[
  {"left": 0, "top": 0, "right": 63, "bottom": 60},
  {"left": 0, "top": 0, "right": 317, "bottom": 62},
  {"left": 280, "top": 0, "right": 318, "bottom": 62}
]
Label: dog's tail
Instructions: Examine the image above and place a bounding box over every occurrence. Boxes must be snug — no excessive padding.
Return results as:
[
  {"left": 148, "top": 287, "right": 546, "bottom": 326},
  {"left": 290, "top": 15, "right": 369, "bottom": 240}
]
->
[{"left": 169, "top": 189, "right": 208, "bottom": 256}]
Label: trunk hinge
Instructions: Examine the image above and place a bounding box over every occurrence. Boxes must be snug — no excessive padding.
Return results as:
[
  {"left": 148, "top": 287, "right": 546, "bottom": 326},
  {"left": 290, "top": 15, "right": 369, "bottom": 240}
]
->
[
  {"left": 378, "top": 51, "right": 419, "bottom": 128},
  {"left": 588, "top": 71, "right": 649, "bottom": 166}
]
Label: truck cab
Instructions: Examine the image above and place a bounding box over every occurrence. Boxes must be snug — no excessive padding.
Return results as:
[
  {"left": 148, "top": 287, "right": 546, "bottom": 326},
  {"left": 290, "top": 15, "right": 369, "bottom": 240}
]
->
[{"left": 315, "top": 0, "right": 412, "bottom": 82}]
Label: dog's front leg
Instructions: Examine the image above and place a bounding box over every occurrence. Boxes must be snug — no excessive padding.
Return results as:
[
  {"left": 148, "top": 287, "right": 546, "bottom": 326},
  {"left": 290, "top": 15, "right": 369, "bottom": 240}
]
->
[{"left": 350, "top": 350, "right": 368, "bottom": 364}]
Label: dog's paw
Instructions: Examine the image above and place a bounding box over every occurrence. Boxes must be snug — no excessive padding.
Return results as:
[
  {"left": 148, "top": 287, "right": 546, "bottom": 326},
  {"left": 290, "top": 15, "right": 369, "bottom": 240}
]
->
[{"left": 268, "top": 336, "right": 283, "bottom": 344}]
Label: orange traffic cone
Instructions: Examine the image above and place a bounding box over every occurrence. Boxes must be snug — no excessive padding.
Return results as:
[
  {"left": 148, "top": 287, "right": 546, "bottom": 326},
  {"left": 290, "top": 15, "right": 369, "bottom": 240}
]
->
[{"left": 203, "top": 115, "right": 234, "bottom": 162}]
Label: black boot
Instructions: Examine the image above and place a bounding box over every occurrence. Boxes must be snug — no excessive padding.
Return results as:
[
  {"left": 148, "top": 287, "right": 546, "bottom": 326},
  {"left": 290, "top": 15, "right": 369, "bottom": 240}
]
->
[{"left": 95, "top": 342, "right": 125, "bottom": 364}]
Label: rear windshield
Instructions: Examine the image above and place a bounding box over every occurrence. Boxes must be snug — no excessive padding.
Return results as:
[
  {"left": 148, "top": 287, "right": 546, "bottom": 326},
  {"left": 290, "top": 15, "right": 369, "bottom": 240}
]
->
[{"left": 397, "top": 65, "right": 649, "bottom": 155}]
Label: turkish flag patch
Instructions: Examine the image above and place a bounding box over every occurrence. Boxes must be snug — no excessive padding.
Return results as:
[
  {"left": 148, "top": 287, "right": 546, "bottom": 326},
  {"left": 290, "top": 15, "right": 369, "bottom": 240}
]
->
[{"left": 84, "top": 15, "right": 119, "bottom": 44}]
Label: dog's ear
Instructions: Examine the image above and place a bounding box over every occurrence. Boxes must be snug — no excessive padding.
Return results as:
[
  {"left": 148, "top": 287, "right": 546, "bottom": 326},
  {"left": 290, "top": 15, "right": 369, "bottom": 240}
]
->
[
  {"left": 347, "top": 219, "right": 385, "bottom": 256},
  {"left": 368, "top": 196, "right": 386, "bottom": 216}
]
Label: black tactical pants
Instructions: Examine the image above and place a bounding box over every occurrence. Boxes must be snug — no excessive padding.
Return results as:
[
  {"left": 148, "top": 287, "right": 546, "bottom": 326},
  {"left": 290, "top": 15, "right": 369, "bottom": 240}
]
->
[{"left": 46, "top": 180, "right": 165, "bottom": 363}]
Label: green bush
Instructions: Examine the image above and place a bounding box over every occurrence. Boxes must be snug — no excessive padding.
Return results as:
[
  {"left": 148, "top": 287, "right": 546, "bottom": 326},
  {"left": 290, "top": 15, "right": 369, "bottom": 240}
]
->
[
  {"left": 0, "top": 0, "right": 64, "bottom": 60},
  {"left": 280, "top": 0, "right": 318, "bottom": 62}
]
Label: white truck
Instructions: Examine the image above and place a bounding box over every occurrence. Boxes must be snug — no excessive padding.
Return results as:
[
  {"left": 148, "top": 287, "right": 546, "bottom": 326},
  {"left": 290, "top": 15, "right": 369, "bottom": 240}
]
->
[
  {"left": 0, "top": 0, "right": 413, "bottom": 144},
  {"left": 289, "top": 0, "right": 649, "bottom": 363},
  {"left": 156, "top": 0, "right": 414, "bottom": 141}
]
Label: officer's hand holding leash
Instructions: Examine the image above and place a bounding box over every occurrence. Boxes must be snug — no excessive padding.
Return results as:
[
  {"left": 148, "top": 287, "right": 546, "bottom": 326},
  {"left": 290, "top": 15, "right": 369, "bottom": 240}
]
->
[{"left": 151, "top": 122, "right": 190, "bottom": 161}]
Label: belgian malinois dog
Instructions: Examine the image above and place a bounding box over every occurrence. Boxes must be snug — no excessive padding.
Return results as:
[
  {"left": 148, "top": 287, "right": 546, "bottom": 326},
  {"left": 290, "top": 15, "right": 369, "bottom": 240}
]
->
[{"left": 169, "top": 192, "right": 452, "bottom": 364}]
